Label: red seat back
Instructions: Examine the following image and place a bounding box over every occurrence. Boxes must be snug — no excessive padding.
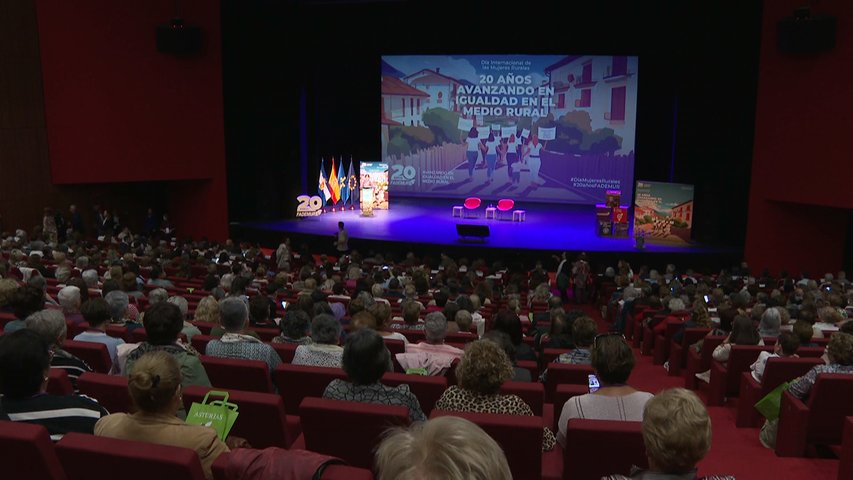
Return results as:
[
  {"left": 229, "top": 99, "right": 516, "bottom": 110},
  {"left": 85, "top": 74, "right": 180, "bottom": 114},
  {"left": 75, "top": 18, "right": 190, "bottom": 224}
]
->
[
  {"left": 545, "top": 363, "right": 594, "bottom": 402},
  {"left": 398, "top": 329, "right": 425, "bottom": 343},
  {"left": 299, "top": 397, "right": 409, "bottom": 469},
  {"left": 247, "top": 327, "right": 279, "bottom": 342},
  {"left": 200, "top": 356, "right": 272, "bottom": 393},
  {"left": 62, "top": 340, "right": 111, "bottom": 374},
  {"left": 445, "top": 332, "right": 477, "bottom": 344},
  {"left": 839, "top": 417, "right": 853, "bottom": 480},
  {"left": 499, "top": 380, "right": 545, "bottom": 416},
  {"left": 0, "top": 420, "right": 67, "bottom": 480},
  {"left": 552, "top": 384, "right": 589, "bottom": 431},
  {"left": 382, "top": 372, "right": 447, "bottom": 416},
  {"left": 762, "top": 357, "right": 824, "bottom": 395},
  {"left": 183, "top": 385, "right": 292, "bottom": 448},
  {"left": 430, "top": 409, "right": 543, "bottom": 480},
  {"left": 105, "top": 325, "right": 128, "bottom": 342},
  {"left": 77, "top": 372, "right": 134, "bottom": 414},
  {"left": 46, "top": 368, "right": 74, "bottom": 396},
  {"left": 270, "top": 342, "right": 299, "bottom": 363},
  {"left": 497, "top": 199, "right": 515, "bottom": 211},
  {"left": 463, "top": 197, "right": 481, "bottom": 209},
  {"left": 722, "top": 345, "right": 774, "bottom": 396},
  {"left": 806, "top": 374, "right": 853, "bottom": 444},
  {"left": 190, "top": 334, "right": 215, "bottom": 354},
  {"left": 56, "top": 432, "right": 206, "bottom": 480},
  {"left": 543, "top": 348, "right": 571, "bottom": 366},
  {"left": 192, "top": 321, "right": 217, "bottom": 335},
  {"left": 564, "top": 419, "right": 645, "bottom": 480},
  {"left": 382, "top": 338, "right": 405, "bottom": 356},
  {"left": 210, "top": 453, "right": 374, "bottom": 480},
  {"left": 129, "top": 329, "right": 148, "bottom": 343},
  {"left": 0, "top": 312, "right": 17, "bottom": 330},
  {"left": 273, "top": 364, "right": 348, "bottom": 414},
  {"left": 797, "top": 347, "right": 826, "bottom": 358}
]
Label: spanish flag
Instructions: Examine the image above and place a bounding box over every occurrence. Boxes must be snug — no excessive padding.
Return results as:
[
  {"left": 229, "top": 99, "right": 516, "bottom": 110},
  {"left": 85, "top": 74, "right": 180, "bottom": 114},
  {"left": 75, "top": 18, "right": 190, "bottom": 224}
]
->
[{"left": 328, "top": 158, "right": 341, "bottom": 204}]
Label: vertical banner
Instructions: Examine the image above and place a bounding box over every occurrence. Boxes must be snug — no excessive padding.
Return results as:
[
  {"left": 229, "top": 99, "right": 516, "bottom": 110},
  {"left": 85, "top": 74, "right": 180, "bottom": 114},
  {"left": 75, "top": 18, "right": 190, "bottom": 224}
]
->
[
  {"left": 360, "top": 162, "right": 389, "bottom": 210},
  {"left": 633, "top": 181, "right": 695, "bottom": 243}
]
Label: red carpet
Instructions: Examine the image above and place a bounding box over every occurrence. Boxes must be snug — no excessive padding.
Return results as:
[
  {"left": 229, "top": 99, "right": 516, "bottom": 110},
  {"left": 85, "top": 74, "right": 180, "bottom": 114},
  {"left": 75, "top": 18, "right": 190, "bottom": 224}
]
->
[{"left": 575, "top": 304, "right": 840, "bottom": 480}]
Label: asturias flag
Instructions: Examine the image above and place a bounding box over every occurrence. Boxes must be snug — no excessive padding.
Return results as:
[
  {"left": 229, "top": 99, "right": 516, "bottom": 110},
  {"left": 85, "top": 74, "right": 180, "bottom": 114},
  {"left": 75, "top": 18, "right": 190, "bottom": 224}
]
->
[
  {"left": 328, "top": 158, "right": 340, "bottom": 204},
  {"left": 318, "top": 161, "right": 331, "bottom": 204}
]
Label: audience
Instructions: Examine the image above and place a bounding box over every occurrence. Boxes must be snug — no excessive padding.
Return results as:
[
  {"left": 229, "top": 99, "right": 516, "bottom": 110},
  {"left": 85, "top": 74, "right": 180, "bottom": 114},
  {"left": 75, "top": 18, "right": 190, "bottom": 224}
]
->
[
  {"left": 323, "top": 329, "right": 426, "bottom": 422},
  {"left": 603, "top": 388, "right": 733, "bottom": 480},
  {"left": 375, "top": 416, "right": 512, "bottom": 480},
  {"left": 750, "top": 331, "right": 800, "bottom": 383},
  {"left": 205, "top": 297, "right": 281, "bottom": 374},
  {"left": 95, "top": 352, "right": 238, "bottom": 480},
  {"left": 0, "top": 329, "right": 107, "bottom": 438},
  {"left": 273, "top": 309, "right": 313, "bottom": 344},
  {"left": 125, "top": 302, "right": 210, "bottom": 389},
  {"left": 292, "top": 314, "right": 343, "bottom": 367},
  {"left": 25, "top": 309, "right": 92, "bottom": 390},
  {"left": 482, "top": 330, "right": 531, "bottom": 382},
  {"left": 434, "top": 340, "right": 556, "bottom": 451},
  {"left": 557, "top": 332, "right": 653, "bottom": 446}
]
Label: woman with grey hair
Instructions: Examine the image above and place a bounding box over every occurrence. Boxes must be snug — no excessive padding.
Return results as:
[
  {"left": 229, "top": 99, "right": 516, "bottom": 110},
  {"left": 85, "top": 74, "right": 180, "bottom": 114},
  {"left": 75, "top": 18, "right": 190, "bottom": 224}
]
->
[
  {"left": 104, "top": 290, "right": 131, "bottom": 325},
  {"left": 25, "top": 309, "right": 92, "bottom": 389},
  {"left": 291, "top": 314, "right": 343, "bottom": 368},
  {"left": 759, "top": 307, "right": 782, "bottom": 337},
  {"left": 167, "top": 296, "right": 202, "bottom": 341},
  {"left": 396, "top": 312, "right": 464, "bottom": 376}
]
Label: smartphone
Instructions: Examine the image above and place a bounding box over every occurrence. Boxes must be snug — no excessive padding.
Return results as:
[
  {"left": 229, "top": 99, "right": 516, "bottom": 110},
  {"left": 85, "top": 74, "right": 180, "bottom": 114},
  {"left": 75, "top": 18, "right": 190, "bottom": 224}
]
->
[
  {"left": 280, "top": 300, "right": 288, "bottom": 310},
  {"left": 703, "top": 295, "right": 710, "bottom": 304},
  {"left": 588, "top": 374, "right": 600, "bottom": 393}
]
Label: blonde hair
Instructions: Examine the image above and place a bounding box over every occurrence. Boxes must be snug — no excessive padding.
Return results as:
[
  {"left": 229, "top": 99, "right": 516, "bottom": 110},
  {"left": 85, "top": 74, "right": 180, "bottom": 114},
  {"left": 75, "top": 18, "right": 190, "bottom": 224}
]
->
[
  {"left": 0, "top": 279, "right": 19, "bottom": 307},
  {"left": 456, "top": 340, "right": 513, "bottom": 395},
  {"left": 642, "top": 388, "right": 711, "bottom": 474},
  {"left": 193, "top": 296, "right": 220, "bottom": 323},
  {"left": 375, "top": 416, "right": 511, "bottom": 480},
  {"left": 827, "top": 332, "right": 853, "bottom": 365},
  {"left": 128, "top": 351, "right": 181, "bottom": 413}
]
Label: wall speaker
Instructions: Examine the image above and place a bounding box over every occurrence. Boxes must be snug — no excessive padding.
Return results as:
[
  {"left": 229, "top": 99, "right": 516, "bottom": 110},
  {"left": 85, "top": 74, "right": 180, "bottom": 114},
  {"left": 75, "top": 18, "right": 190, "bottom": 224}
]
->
[{"left": 456, "top": 224, "right": 490, "bottom": 242}]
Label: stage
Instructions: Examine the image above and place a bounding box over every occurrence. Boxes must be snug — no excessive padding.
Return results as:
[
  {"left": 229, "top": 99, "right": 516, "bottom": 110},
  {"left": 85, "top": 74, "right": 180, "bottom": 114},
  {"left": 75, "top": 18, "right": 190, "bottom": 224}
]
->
[{"left": 233, "top": 199, "right": 740, "bottom": 262}]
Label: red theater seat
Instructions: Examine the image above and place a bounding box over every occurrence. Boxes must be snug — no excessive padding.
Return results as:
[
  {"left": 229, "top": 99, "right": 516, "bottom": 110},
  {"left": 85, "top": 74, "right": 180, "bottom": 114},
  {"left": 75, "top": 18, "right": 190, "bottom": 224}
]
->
[
  {"left": 430, "top": 409, "right": 556, "bottom": 480},
  {"left": 563, "top": 419, "right": 646, "bottom": 480},
  {"left": 544, "top": 363, "right": 594, "bottom": 403},
  {"left": 736, "top": 357, "right": 823, "bottom": 428},
  {"left": 667, "top": 328, "right": 711, "bottom": 376},
  {"left": 543, "top": 348, "right": 571, "bottom": 366},
  {"left": 46, "top": 368, "right": 74, "bottom": 396},
  {"left": 200, "top": 356, "right": 273, "bottom": 393},
  {"left": 776, "top": 374, "right": 853, "bottom": 457},
  {"left": 500, "top": 380, "right": 545, "bottom": 417},
  {"left": 652, "top": 320, "right": 684, "bottom": 365},
  {"left": 191, "top": 334, "right": 215, "bottom": 354},
  {"left": 839, "top": 417, "right": 853, "bottom": 480},
  {"left": 77, "top": 372, "right": 134, "bottom": 414},
  {"left": 0, "top": 420, "right": 67, "bottom": 480},
  {"left": 684, "top": 335, "right": 725, "bottom": 390},
  {"left": 270, "top": 342, "right": 299, "bottom": 363},
  {"left": 516, "top": 360, "right": 540, "bottom": 381},
  {"left": 273, "top": 364, "right": 348, "bottom": 414},
  {"left": 183, "top": 385, "right": 295, "bottom": 448},
  {"left": 56, "top": 432, "right": 206, "bottom": 480},
  {"left": 62, "top": 340, "right": 112, "bottom": 374},
  {"left": 211, "top": 453, "right": 374, "bottom": 480},
  {"left": 552, "top": 384, "right": 589, "bottom": 431},
  {"left": 707, "top": 345, "right": 774, "bottom": 406},
  {"left": 381, "top": 372, "right": 447, "bottom": 416},
  {"left": 297, "top": 397, "right": 409, "bottom": 469}
]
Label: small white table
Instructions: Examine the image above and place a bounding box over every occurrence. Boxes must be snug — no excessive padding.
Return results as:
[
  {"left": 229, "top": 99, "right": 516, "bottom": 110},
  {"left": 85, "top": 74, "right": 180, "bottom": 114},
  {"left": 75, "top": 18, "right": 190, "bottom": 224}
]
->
[
  {"left": 485, "top": 207, "right": 497, "bottom": 220},
  {"left": 452, "top": 206, "right": 464, "bottom": 217},
  {"left": 512, "top": 210, "right": 526, "bottom": 222}
]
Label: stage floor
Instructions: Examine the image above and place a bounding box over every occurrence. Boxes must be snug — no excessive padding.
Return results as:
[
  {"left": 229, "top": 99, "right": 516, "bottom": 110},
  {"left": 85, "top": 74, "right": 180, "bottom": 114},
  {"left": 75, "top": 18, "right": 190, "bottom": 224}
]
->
[{"left": 237, "top": 199, "right": 735, "bottom": 254}]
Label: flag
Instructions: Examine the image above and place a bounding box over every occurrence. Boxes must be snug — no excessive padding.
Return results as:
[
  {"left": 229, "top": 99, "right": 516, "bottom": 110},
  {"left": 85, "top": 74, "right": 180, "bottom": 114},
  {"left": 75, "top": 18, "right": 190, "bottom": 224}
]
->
[
  {"left": 328, "top": 158, "right": 340, "bottom": 204},
  {"left": 348, "top": 159, "right": 358, "bottom": 205},
  {"left": 318, "top": 160, "right": 331, "bottom": 204},
  {"left": 338, "top": 158, "right": 349, "bottom": 205}
]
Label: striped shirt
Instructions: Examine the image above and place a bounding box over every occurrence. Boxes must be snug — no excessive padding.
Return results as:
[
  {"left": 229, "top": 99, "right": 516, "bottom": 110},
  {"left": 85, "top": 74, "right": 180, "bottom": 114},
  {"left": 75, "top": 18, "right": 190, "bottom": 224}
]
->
[
  {"left": 51, "top": 348, "right": 93, "bottom": 392},
  {"left": 0, "top": 394, "right": 108, "bottom": 441}
]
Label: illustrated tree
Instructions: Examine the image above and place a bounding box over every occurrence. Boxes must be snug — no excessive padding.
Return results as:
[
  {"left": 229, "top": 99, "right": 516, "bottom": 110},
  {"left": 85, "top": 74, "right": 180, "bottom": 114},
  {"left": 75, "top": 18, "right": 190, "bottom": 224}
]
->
[{"left": 422, "top": 108, "right": 461, "bottom": 145}]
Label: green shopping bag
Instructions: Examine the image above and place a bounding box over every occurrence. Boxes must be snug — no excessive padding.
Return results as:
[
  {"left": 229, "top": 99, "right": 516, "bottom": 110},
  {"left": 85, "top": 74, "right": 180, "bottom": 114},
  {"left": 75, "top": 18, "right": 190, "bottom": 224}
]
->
[
  {"left": 185, "top": 391, "right": 239, "bottom": 441},
  {"left": 754, "top": 381, "right": 792, "bottom": 421}
]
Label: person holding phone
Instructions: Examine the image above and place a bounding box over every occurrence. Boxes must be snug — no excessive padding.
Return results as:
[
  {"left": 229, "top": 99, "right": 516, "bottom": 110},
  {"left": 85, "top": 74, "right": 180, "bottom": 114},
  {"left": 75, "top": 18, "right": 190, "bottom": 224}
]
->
[{"left": 556, "top": 333, "right": 653, "bottom": 447}]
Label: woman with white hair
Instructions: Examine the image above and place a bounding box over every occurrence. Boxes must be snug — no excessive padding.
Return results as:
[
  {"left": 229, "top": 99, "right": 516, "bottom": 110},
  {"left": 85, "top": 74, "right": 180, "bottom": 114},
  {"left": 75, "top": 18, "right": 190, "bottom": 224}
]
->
[{"left": 758, "top": 307, "right": 782, "bottom": 337}]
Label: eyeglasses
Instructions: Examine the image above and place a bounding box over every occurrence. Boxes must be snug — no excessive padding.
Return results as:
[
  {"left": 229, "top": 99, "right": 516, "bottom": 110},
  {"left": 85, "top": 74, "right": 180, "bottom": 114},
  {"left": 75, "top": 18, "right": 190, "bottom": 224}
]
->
[{"left": 594, "top": 332, "right": 626, "bottom": 347}]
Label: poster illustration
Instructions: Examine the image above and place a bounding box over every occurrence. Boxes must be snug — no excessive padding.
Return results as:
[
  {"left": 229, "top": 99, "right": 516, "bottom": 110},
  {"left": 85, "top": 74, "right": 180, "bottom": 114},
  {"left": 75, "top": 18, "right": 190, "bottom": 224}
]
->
[{"left": 633, "top": 181, "right": 694, "bottom": 243}]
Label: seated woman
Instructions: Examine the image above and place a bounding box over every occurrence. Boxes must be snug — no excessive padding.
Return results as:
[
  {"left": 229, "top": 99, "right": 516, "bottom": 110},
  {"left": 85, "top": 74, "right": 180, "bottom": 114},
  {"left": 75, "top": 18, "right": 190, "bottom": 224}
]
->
[
  {"left": 492, "top": 309, "right": 537, "bottom": 362},
  {"left": 434, "top": 340, "right": 557, "bottom": 451},
  {"left": 603, "top": 388, "right": 734, "bottom": 480},
  {"left": 367, "top": 303, "right": 409, "bottom": 343},
  {"left": 292, "top": 314, "right": 344, "bottom": 368},
  {"left": 0, "top": 330, "right": 107, "bottom": 439},
  {"left": 95, "top": 352, "right": 243, "bottom": 480},
  {"left": 750, "top": 331, "right": 800, "bottom": 383},
  {"left": 760, "top": 332, "right": 853, "bottom": 449},
  {"left": 695, "top": 315, "right": 762, "bottom": 384},
  {"left": 758, "top": 307, "right": 782, "bottom": 338},
  {"left": 272, "top": 309, "right": 313, "bottom": 344},
  {"left": 557, "top": 333, "right": 653, "bottom": 446},
  {"left": 375, "top": 416, "right": 512, "bottom": 480},
  {"left": 125, "top": 303, "right": 211, "bottom": 389},
  {"left": 323, "top": 329, "right": 426, "bottom": 423}
]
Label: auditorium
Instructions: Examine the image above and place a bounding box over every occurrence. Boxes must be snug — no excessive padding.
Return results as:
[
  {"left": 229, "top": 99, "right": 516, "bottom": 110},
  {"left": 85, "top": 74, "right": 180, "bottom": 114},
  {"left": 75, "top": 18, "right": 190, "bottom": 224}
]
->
[{"left": 1, "top": 1, "right": 851, "bottom": 479}]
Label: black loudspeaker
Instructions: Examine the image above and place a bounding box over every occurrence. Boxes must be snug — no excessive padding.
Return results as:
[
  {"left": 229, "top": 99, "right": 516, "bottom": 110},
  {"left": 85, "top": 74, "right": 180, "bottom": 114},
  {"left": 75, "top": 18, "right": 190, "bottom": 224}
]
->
[
  {"left": 777, "top": 12, "right": 836, "bottom": 54},
  {"left": 456, "top": 224, "right": 490, "bottom": 242},
  {"left": 156, "top": 19, "right": 202, "bottom": 56}
]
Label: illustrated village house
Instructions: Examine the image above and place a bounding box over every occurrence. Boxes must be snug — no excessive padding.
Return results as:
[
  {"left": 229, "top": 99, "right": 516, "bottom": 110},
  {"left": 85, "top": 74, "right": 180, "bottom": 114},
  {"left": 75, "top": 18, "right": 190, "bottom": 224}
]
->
[
  {"left": 670, "top": 200, "right": 694, "bottom": 227},
  {"left": 543, "top": 55, "right": 639, "bottom": 155},
  {"left": 381, "top": 76, "right": 429, "bottom": 127},
  {"left": 402, "top": 68, "right": 463, "bottom": 115}
]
